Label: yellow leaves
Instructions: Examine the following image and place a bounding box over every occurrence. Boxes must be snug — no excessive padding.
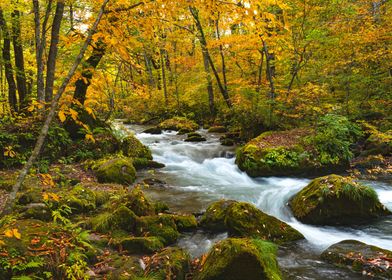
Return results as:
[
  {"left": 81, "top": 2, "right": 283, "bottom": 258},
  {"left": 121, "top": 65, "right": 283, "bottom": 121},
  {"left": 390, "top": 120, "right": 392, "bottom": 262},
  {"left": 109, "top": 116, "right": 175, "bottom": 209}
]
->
[
  {"left": 85, "top": 134, "right": 96, "bottom": 143},
  {"left": 4, "top": 228, "right": 21, "bottom": 240},
  {"left": 42, "top": 192, "right": 60, "bottom": 202},
  {"left": 39, "top": 173, "right": 55, "bottom": 187},
  {"left": 69, "top": 108, "right": 78, "bottom": 121},
  {"left": 3, "top": 146, "right": 16, "bottom": 158},
  {"left": 58, "top": 110, "right": 66, "bottom": 123}
]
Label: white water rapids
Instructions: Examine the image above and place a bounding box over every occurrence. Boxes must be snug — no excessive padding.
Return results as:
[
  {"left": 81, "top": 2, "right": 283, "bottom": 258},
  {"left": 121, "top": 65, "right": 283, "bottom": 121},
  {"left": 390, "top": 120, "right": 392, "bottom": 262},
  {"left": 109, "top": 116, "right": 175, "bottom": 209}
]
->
[{"left": 121, "top": 123, "right": 392, "bottom": 278}]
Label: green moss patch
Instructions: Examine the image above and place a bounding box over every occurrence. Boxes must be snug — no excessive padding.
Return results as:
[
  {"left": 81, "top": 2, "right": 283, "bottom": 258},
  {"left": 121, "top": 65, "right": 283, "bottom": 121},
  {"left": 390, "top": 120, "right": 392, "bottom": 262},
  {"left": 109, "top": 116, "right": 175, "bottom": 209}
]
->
[
  {"left": 93, "top": 156, "right": 136, "bottom": 185},
  {"left": 136, "top": 215, "right": 180, "bottom": 245},
  {"left": 289, "top": 174, "right": 391, "bottom": 225},
  {"left": 120, "top": 134, "right": 152, "bottom": 159},
  {"left": 195, "top": 238, "right": 282, "bottom": 280},
  {"left": 118, "top": 236, "right": 164, "bottom": 254},
  {"left": 199, "top": 200, "right": 236, "bottom": 232},
  {"left": 158, "top": 117, "right": 199, "bottom": 132}
]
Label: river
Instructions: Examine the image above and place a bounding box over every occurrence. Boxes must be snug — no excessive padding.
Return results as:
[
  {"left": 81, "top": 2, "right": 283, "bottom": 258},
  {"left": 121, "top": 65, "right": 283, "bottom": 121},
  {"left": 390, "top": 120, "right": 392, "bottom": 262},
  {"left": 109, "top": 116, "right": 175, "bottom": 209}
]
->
[{"left": 121, "top": 123, "right": 392, "bottom": 279}]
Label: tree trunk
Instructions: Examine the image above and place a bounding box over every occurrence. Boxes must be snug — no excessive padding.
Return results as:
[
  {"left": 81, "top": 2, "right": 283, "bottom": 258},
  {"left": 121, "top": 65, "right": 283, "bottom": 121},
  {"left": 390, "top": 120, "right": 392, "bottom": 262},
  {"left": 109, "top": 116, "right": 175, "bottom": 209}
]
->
[
  {"left": 189, "top": 6, "right": 232, "bottom": 109},
  {"left": 215, "top": 16, "right": 228, "bottom": 92},
  {"left": 261, "top": 38, "right": 275, "bottom": 127},
  {"left": 160, "top": 49, "right": 168, "bottom": 107},
  {"left": 0, "top": 9, "right": 17, "bottom": 113},
  {"left": 11, "top": 9, "right": 28, "bottom": 110},
  {"left": 202, "top": 49, "right": 215, "bottom": 115},
  {"left": 45, "top": 0, "right": 65, "bottom": 103},
  {"left": 3, "top": 0, "right": 109, "bottom": 216},
  {"left": 256, "top": 50, "right": 264, "bottom": 93}
]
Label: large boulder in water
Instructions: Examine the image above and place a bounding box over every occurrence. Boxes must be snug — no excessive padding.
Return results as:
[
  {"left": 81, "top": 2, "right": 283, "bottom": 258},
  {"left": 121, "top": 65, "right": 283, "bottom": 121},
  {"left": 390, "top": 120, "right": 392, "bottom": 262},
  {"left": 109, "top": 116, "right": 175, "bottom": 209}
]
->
[
  {"left": 194, "top": 238, "right": 281, "bottom": 280},
  {"left": 158, "top": 117, "right": 198, "bottom": 132},
  {"left": 93, "top": 156, "right": 136, "bottom": 185},
  {"left": 120, "top": 134, "right": 152, "bottom": 159},
  {"left": 321, "top": 240, "right": 392, "bottom": 279},
  {"left": 289, "top": 174, "right": 391, "bottom": 225},
  {"left": 200, "top": 200, "right": 304, "bottom": 244}
]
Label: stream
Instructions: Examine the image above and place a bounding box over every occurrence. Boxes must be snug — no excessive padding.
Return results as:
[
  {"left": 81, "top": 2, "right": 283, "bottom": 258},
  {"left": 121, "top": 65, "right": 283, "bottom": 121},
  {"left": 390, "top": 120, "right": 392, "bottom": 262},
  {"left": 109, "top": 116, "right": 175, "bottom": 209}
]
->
[{"left": 121, "top": 123, "right": 392, "bottom": 279}]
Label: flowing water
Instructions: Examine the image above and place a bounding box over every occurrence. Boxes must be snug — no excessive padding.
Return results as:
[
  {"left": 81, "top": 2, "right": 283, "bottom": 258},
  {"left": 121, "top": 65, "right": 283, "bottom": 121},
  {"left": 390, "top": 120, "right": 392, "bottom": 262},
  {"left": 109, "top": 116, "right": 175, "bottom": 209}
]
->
[{"left": 121, "top": 123, "right": 392, "bottom": 279}]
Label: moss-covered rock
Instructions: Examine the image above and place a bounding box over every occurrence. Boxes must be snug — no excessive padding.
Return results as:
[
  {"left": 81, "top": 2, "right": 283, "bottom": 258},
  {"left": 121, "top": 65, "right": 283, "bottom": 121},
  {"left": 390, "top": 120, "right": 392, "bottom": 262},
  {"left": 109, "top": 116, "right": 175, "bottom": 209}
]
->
[
  {"left": 118, "top": 236, "right": 164, "bottom": 254},
  {"left": 123, "top": 187, "right": 155, "bottom": 216},
  {"left": 289, "top": 174, "right": 391, "bottom": 225},
  {"left": 194, "top": 238, "right": 282, "bottom": 280},
  {"left": 158, "top": 117, "right": 199, "bottom": 132},
  {"left": 93, "top": 156, "right": 136, "bottom": 185},
  {"left": 154, "top": 201, "right": 170, "bottom": 213},
  {"left": 91, "top": 205, "right": 138, "bottom": 233},
  {"left": 199, "top": 200, "right": 236, "bottom": 232},
  {"left": 225, "top": 202, "right": 304, "bottom": 244},
  {"left": 146, "top": 247, "right": 191, "bottom": 280},
  {"left": 120, "top": 134, "right": 152, "bottom": 159},
  {"left": 136, "top": 215, "right": 180, "bottom": 245},
  {"left": 220, "top": 138, "right": 234, "bottom": 146},
  {"left": 208, "top": 126, "right": 227, "bottom": 133},
  {"left": 171, "top": 214, "right": 198, "bottom": 231},
  {"left": 143, "top": 127, "right": 162, "bottom": 134},
  {"left": 62, "top": 185, "right": 98, "bottom": 214},
  {"left": 100, "top": 253, "right": 144, "bottom": 280},
  {"left": 22, "top": 203, "right": 51, "bottom": 221},
  {"left": 132, "top": 157, "right": 165, "bottom": 170},
  {"left": 185, "top": 134, "right": 207, "bottom": 142},
  {"left": 321, "top": 240, "right": 392, "bottom": 279}
]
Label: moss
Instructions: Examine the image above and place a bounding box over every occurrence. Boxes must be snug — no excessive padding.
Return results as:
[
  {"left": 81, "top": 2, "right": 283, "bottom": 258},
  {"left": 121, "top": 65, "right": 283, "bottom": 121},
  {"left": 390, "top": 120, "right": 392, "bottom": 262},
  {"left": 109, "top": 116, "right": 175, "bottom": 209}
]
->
[
  {"left": 103, "top": 254, "right": 144, "bottom": 280},
  {"left": 154, "top": 201, "right": 170, "bottom": 214},
  {"left": 143, "top": 127, "right": 162, "bottom": 134},
  {"left": 123, "top": 187, "right": 156, "bottom": 216},
  {"left": 208, "top": 126, "right": 227, "bottom": 133},
  {"left": 220, "top": 138, "right": 234, "bottom": 146},
  {"left": 171, "top": 214, "right": 198, "bottom": 231},
  {"left": 194, "top": 238, "right": 281, "bottom": 280},
  {"left": 91, "top": 205, "right": 138, "bottom": 233},
  {"left": 199, "top": 200, "right": 236, "bottom": 232},
  {"left": 289, "top": 174, "right": 391, "bottom": 225},
  {"left": 93, "top": 156, "right": 136, "bottom": 185},
  {"left": 62, "top": 185, "right": 97, "bottom": 214},
  {"left": 132, "top": 158, "right": 165, "bottom": 170},
  {"left": 146, "top": 247, "right": 191, "bottom": 280},
  {"left": 120, "top": 134, "right": 152, "bottom": 159},
  {"left": 158, "top": 117, "right": 199, "bottom": 132},
  {"left": 136, "top": 215, "right": 180, "bottom": 245},
  {"left": 185, "top": 135, "right": 206, "bottom": 142},
  {"left": 22, "top": 204, "right": 51, "bottom": 221},
  {"left": 321, "top": 240, "right": 392, "bottom": 279},
  {"left": 118, "top": 236, "right": 164, "bottom": 254},
  {"left": 225, "top": 202, "right": 304, "bottom": 244}
]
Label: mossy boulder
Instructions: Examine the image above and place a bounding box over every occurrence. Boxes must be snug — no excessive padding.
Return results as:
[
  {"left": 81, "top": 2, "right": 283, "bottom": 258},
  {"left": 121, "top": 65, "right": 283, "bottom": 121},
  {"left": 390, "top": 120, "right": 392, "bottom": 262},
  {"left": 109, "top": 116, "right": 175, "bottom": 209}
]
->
[
  {"left": 120, "top": 134, "right": 152, "bottom": 159},
  {"left": 200, "top": 200, "right": 236, "bottom": 232},
  {"left": 225, "top": 202, "right": 304, "bottom": 244},
  {"left": 93, "top": 156, "right": 136, "bottom": 185},
  {"left": 185, "top": 132, "right": 206, "bottom": 142},
  {"left": 143, "top": 127, "right": 162, "bottom": 134},
  {"left": 22, "top": 203, "right": 51, "bottom": 221},
  {"left": 171, "top": 214, "right": 198, "bottom": 231},
  {"left": 208, "top": 126, "right": 227, "bottom": 133},
  {"left": 132, "top": 157, "right": 165, "bottom": 170},
  {"left": 91, "top": 205, "right": 138, "bottom": 233},
  {"left": 118, "top": 236, "right": 164, "bottom": 254},
  {"left": 200, "top": 200, "right": 303, "bottom": 244},
  {"left": 194, "top": 238, "right": 281, "bottom": 280},
  {"left": 122, "top": 187, "right": 155, "bottom": 216},
  {"left": 136, "top": 215, "right": 180, "bottom": 245},
  {"left": 158, "top": 117, "right": 199, "bottom": 132},
  {"left": 236, "top": 128, "right": 351, "bottom": 177},
  {"left": 61, "top": 185, "right": 98, "bottom": 214},
  {"left": 289, "top": 175, "right": 391, "bottom": 225},
  {"left": 321, "top": 240, "right": 392, "bottom": 279},
  {"left": 146, "top": 247, "right": 191, "bottom": 280},
  {"left": 100, "top": 253, "right": 144, "bottom": 280},
  {"left": 220, "top": 138, "right": 235, "bottom": 146}
]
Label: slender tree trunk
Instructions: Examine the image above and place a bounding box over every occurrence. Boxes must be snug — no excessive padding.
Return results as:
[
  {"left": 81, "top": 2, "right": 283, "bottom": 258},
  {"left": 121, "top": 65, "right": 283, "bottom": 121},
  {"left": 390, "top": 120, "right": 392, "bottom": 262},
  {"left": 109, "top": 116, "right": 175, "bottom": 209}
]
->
[
  {"left": 261, "top": 38, "right": 275, "bottom": 127},
  {"left": 189, "top": 6, "right": 232, "bottom": 109},
  {"left": 11, "top": 9, "right": 28, "bottom": 110},
  {"left": 45, "top": 0, "right": 65, "bottom": 103},
  {"left": 0, "top": 9, "right": 17, "bottom": 113},
  {"left": 202, "top": 50, "right": 215, "bottom": 115},
  {"left": 3, "top": 0, "right": 110, "bottom": 216},
  {"left": 143, "top": 51, "right": 155, "bottom": 88},
  {"left": 215, "top": 16, "right": 228, "bottom": 92},
  {"left": 160, "top": 49, "right": 168, "bottom": 107},
  {"left": 256, "top": 50, "right": 264, "bottom": 93}
]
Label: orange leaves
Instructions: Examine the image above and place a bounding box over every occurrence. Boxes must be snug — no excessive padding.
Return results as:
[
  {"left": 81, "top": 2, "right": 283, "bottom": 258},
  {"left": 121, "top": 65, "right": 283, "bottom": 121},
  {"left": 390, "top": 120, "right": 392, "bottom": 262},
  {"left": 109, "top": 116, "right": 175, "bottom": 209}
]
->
[
  {"left": 39, "top": 173, "right": 55, "bottom": 187},
  {"left": 42, "top": 192, "right": 60, "bottom": 202},
  {"left": 3, "top": 228, "right": 21, "bottom": 240},
  {"left": 3, "top": 146, "right": 16, "bottom": 158}
]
